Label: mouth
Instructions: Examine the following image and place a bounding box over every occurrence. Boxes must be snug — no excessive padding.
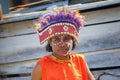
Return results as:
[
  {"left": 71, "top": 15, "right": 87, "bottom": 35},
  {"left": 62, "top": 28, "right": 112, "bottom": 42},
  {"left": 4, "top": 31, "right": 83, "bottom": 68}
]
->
[
  {"left": 61, "top": 49, "right": 67, "bottom": 51},
  {"left": 58, "top": 48, "right": 69, "bottom": 51}
]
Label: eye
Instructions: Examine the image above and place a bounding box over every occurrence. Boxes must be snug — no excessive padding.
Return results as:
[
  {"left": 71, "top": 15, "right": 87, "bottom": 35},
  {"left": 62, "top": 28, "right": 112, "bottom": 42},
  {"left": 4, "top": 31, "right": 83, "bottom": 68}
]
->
[
  {"left": 64, "top": 35, "right": 72, "bottom": 41},
  {"left": 52, "top": 37, "right": 60, "bottom": 42},
  {"left": 55, "top": 37, "right": 60, "bottom": 41}
]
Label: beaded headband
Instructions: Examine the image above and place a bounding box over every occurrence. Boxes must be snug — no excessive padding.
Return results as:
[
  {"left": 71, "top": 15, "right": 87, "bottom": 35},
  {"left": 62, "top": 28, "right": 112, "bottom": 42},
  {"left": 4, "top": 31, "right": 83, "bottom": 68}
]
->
[{"left": 35, "top": 5, "right": 85, "bottom": 44}]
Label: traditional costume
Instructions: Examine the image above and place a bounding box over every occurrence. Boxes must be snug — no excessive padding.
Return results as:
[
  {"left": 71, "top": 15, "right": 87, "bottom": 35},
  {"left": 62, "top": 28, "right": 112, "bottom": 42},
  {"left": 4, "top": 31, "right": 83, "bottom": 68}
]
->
[{"left": 35, "top": 5, "right": 88, "bottom": 80}]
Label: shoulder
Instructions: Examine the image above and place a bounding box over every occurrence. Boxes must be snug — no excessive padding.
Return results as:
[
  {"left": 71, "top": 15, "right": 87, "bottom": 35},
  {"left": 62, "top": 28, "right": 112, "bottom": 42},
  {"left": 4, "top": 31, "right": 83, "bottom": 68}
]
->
[
  {"left": 70, "top": 53, "right": 87, "bottom": 63},
  {"left": 38, "top": 55, "right": 50, "bottom": 63},
  {"left": 70, "top": 53, "right": 85, "bottom": 58},
  {"left": 31, "top": 64, "right": 42, "bottom": 80},
  {"left": 37, "top": 54, "right": 53, "bottom": 67}
]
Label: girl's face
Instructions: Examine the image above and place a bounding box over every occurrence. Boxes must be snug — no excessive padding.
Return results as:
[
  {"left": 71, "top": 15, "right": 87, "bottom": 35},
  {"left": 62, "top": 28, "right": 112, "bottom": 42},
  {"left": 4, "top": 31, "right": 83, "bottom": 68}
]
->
[{"left": 49, "top": 34, "right": 73, "bottom": 56}]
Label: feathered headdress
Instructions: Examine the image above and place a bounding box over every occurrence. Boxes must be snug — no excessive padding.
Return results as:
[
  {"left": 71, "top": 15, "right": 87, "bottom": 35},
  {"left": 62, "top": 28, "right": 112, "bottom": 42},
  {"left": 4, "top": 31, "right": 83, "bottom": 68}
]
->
[{"left": 35, "top": 5, "right": 85, "bottom": 44}]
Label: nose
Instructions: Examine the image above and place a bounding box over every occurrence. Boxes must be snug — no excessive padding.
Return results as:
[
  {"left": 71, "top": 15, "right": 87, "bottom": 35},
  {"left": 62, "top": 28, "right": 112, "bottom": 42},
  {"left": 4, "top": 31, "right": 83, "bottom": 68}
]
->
[{"left": 58, "top": 41, "right": 67, "bottom": 47}]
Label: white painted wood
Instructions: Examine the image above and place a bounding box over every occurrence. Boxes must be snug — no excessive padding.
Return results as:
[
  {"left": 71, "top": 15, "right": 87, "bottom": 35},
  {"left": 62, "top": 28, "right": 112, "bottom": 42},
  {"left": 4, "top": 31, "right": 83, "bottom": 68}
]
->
[
  {"left": 0, "top": 33, "right": 48, "bottom": 64},
  {"left": 1, "top": 69, "right": 120, "bottom": 80},
  {"left": 0, "top": 60, "right": 37, "bottom": 75},
  {"left": 0, "top": 21, "right": 120, "bottom": 63},
  {"left": 0, "top": 34, "right": 46, "bottom": 63},
  {"left": 74, "top": 21, "right": 120, "bottom": 52},
  {"left": 0, "top": 0, "right": 119, "bottom": 25},
  {"left": 85, "top": 49, "right": 120, "bottom": 69},
  {"left": 0, "top": 1, "right": 120, "bottom": 80},
  {"left": 0, "top": 76, "right": 31, "bottom": 80},
  {"left": 70, "top": 0, "right": 120, "bottom": 11},
  {"left": 83, "top": 7, "right": 120, "bottom": 25},
  {"left": 0, "top": 7, "right": 120, "bottom": 37},
  {"left": 0, "top": 20, "right": 35, "bottom": 37},
  {"left": 0, "top": 49, "right": 120, "bottom": 75},
  {"left": 92, "top": 69, "right": 120, "bottom": 80}
]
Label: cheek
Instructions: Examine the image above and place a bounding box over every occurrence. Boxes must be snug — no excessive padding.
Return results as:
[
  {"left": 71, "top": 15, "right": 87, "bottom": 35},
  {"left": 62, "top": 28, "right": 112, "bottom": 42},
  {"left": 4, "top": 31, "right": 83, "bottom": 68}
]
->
[
  {"left": 51, "top": 40, "right": 73, "bottom": 49},
  {"left": 68, "top": 40, "right": 73, "bottom": 46},
  {"left": 51, "top": 42, "right": 58, "bottom": 50},
  {"left": 51, "top": 42, "right": 57, "bottom": 47},
  {"left": 68, "top": 42, "right": 73, "bottom": 49}
]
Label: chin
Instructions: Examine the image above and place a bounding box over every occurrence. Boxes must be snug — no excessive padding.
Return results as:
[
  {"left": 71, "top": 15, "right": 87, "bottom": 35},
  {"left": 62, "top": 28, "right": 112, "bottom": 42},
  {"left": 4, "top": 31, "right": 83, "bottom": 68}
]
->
[{"left": 61, "top": 51, "right": 70, "bottom": 56}]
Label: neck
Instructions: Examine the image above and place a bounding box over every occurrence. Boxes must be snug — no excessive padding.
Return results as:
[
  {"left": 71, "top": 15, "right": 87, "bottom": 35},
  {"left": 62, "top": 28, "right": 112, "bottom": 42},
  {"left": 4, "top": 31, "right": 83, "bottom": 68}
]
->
[{"left": 52, "top": 53, "right": 70, "bottom": 60}]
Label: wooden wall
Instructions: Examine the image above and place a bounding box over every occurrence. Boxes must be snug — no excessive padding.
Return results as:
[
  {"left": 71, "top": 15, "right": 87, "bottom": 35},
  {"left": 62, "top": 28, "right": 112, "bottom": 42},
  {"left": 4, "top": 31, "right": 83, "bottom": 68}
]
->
[{"left": 0, "top": 1, "right": 120, "bottom": 80}]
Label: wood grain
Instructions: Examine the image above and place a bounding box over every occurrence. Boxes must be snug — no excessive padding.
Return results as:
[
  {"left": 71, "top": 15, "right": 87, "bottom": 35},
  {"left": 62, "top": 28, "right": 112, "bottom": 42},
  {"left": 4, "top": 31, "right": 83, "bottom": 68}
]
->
[
  {"left": 0, "top": 21, "right": 120, "bottom": 63},
  {"left": 0, "top": 49, "right": 120, "bottom": 75},
  {"left": 0, "top": 7, "right": 120, "bottom": 37}
]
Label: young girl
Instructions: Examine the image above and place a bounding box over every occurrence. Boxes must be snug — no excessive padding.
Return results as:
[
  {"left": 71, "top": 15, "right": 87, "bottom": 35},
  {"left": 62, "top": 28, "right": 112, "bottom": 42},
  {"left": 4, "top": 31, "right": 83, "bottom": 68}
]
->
[{"left": 32, "top": 6, "right": 95, "bottom": 80}]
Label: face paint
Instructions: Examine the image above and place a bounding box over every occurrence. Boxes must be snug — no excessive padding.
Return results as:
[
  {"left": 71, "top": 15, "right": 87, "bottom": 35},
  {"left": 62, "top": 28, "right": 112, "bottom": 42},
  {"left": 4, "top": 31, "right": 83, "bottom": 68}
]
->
[
  {"left": 53, "top": 41, "right": 71, "bottom": 48},
  {"left": 50, "top": 34, "right": 73, "bottom": 56},
  {"left": 52, "top": 41, "right": 72, "bottom": 56}
]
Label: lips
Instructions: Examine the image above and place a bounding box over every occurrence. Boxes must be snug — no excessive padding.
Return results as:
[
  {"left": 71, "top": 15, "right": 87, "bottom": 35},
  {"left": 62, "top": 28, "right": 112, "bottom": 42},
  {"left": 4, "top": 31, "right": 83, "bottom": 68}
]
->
[
  {"left": 58, "top": 48, "right": 69, "bottom": 51},
  {"left": 61, "top": 49, "right": 68, "bottom": 51}
]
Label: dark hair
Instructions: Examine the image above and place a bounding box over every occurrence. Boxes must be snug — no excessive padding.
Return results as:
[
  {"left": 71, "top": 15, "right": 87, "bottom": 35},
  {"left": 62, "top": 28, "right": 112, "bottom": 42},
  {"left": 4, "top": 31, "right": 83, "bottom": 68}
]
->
[{"left": 45, "top": 40, "right": 76, "bottom": 52}]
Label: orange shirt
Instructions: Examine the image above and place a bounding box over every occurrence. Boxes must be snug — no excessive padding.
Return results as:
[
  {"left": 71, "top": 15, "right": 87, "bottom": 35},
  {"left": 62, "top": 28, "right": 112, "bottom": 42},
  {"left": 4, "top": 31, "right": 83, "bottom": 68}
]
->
[{"left": 38, "top": 54, "right": 88, "bottom": 80}]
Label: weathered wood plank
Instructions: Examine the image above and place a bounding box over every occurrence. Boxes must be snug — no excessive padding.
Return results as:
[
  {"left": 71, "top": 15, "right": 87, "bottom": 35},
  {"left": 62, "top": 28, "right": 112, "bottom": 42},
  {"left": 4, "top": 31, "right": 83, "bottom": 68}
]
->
[
  {"left": 83, "top": 7, "right": 120, "bottom": 25},
  {"left": 0, "top": 49, "right": 120, "bottom": 75},
  {"left": 0, "top": 33, "right": 47, "bottom": 64},
  {"left": 1, "top": 69, "right": 120, "bottom": 80},
  {"left": 0, "top": 59, "right": 36, "bottom": 75},
  {"left": 70, "top": 0, "right": 120, "bottom": 11},
  {"left": 0, "top": 20, "right": 35, "bottom": 37},
  {"left": 0, "top": 21, "right": 120, "bottom": 63},
  {"left": 9, "top": 0, "right": 68, "bottom": 14},
  {"left": 0, "top": 76, "right": 31, "bottom": 80},
  {"left": 0, "top": 0, "right": 120, "bottom": 24},
  {"left": 76, "top": 21, "right": 120, "bottom": 52},
  {"left": 10, "top": 0, "right": 120, "bottom": 14},
  {"left": 92, "top": 69, "right": 120, "bottom": 80},
  {"left": 0, "top": 7, "right": 120, "bottom": 37},
  {"left": 9, "top": 0, "right": 51, "bottom": 10},
  {"left": 0, "top": 1, "right": 120, "bottom": 80},
  {"left": 85, "top": 49, "right": 120, "bottom": 69}
]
